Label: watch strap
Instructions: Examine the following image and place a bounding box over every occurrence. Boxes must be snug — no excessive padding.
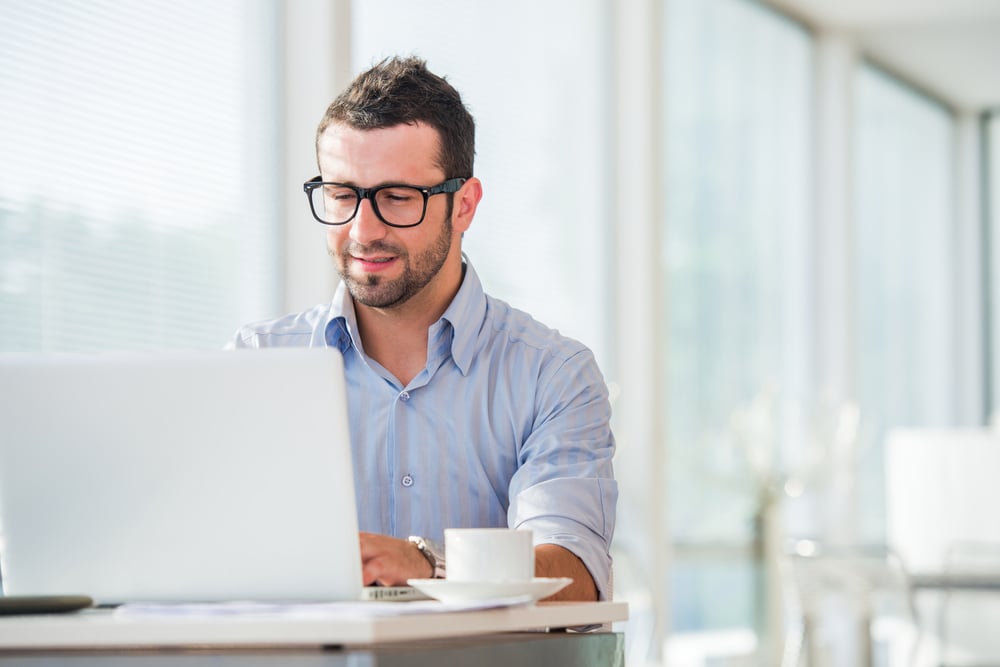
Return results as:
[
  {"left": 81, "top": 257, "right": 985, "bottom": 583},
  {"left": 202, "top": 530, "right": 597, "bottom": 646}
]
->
[{"left": 408, "top": 535, "right": 446, "bottom": 579}]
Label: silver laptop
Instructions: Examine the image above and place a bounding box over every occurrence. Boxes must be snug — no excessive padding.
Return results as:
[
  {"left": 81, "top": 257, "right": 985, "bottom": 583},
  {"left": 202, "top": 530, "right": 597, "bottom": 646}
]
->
[{"left": 0, "top": 347, "right": 363, "bottom": 604}]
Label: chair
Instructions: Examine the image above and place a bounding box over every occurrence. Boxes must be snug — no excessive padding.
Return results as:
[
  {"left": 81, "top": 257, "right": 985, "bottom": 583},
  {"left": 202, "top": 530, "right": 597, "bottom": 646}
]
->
[
  {"left": 883, "top": 429, "right": 1000, "bottom": 666},
  {"left": 937, "top": 541, "right": 1000, "bottom": 667},
  {"left": 782, "top": 540, "right": 921, "bottom": 667}
]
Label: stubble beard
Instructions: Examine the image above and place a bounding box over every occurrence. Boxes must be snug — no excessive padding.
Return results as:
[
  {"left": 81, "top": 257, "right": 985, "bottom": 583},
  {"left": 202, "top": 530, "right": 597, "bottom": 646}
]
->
[{"left": 336, "top": 215, "right": 454, "bottom": 309}]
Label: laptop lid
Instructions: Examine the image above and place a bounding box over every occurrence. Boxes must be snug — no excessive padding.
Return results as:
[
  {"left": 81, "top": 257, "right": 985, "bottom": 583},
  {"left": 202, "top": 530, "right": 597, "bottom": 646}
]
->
[{"left": 0, "top": 347, "right": 362, "bottom": 604}]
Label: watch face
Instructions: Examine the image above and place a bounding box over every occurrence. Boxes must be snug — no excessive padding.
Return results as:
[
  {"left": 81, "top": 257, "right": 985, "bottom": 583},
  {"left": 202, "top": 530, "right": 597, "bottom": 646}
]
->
[{"left": 409, "top": 536, "right": 446, "bottom": 578}]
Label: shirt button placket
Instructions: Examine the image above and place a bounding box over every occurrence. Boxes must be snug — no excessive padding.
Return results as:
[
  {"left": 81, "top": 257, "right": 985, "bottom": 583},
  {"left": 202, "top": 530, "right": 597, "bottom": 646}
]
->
[{"left": 396, "top": 392, "right": 413, "bottom": 491}]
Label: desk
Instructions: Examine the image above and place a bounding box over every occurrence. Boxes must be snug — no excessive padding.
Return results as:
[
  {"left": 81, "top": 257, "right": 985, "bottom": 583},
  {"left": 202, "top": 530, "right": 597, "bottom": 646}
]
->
[
  {"left": 0, "top": 601, "right": 627, "bottom": 666},
  {"left": 0, "top": 632, "right": 624, "bottom": 666},
  {"left": 911, "top": 574, "right": 1000, "bottom": 591}
]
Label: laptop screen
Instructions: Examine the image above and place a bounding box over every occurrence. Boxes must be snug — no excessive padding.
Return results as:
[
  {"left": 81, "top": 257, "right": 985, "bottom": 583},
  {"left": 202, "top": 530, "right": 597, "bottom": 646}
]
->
[{"left": 0, "top": 348, "right": 362, "bottom": 604}]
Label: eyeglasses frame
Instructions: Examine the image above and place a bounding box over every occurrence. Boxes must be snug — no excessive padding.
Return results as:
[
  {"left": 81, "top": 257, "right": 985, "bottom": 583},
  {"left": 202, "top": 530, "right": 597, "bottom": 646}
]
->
[{"left": 303, "top": 176, "right": 467, "bottom": 228}]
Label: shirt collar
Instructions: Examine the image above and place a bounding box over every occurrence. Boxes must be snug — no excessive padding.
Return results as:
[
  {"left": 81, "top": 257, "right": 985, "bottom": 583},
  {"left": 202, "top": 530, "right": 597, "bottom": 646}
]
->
[
  {"left": 437, "top": 256, "right": 486, "bottom": 376},
  {"left": 323, "top": 284, "right": 358, "bottom": 355},
  {"left": 321, "top": 255, "right": 487, "bottom": 376}
]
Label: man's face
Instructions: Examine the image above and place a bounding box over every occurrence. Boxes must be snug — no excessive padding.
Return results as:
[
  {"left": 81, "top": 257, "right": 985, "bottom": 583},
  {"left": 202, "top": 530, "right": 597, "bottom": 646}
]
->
[{"left": 317, "top": 122, "right": 461, "bottom": 310}]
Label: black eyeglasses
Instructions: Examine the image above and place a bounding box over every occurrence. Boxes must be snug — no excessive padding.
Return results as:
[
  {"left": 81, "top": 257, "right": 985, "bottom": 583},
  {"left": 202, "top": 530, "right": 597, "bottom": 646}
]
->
[{"left": 303, "top": 176, "right": 466, "bottom": 228}]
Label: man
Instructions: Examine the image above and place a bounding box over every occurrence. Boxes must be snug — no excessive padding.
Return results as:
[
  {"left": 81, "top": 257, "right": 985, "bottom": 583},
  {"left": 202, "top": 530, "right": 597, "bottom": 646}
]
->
[{"left": 229, "top": 56, "right": 617, "bottom": 602}]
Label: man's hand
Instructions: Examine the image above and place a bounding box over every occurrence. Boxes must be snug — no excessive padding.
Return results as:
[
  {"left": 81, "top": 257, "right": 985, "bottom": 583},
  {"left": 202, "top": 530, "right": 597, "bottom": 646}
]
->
[
  {"left": 358, "top": 532, "right": 433, "bottom": 586},
  {"left": 535, "top": 544, "right": 599, "bottom": 601}
]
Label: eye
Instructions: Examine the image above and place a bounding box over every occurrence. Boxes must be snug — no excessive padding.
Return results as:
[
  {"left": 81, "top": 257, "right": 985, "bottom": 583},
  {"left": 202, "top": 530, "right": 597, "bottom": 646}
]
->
[
  {"left": 378, "top": 187, "right": 419, "bottom": 204},
  {"left": 325, "top": 186, "right": 358, "bottom": 203}
]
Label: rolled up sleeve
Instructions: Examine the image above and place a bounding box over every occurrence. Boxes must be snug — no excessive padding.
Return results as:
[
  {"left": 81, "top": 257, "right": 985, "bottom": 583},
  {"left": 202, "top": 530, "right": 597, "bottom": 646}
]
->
[
  {"left": 508, "top": 348, "right": 618, "bottom": 601},
  {"left": 512, "top": 477, "right": 618, "bottom": 600}
]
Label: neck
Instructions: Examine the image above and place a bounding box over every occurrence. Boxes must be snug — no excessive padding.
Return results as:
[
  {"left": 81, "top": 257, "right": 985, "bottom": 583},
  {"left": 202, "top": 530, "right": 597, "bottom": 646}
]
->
[{"left": 354, "top": 259, "right": 464, "bottom": 386}]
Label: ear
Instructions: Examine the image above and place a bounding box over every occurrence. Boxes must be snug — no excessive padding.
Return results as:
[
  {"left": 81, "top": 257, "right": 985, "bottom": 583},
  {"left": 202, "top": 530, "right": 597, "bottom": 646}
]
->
[{"left": 451, "top": 177, "right": 483, "bottom": 234}]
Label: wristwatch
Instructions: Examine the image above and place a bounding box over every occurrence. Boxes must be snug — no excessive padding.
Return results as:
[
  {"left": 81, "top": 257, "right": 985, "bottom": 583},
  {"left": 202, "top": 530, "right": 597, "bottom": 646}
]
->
[{"left": 408, "top": 536, "right": 446, "bottom": 579}]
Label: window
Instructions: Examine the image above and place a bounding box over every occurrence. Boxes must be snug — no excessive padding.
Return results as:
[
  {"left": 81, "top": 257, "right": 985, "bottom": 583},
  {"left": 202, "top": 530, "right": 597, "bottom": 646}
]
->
[
  {"left": 0, "top": 0, "right": 281, "bottom": 352},
  {"left": 989, "top": 111, "right": 1000, "bottom": 418},
  {"left": 853, "top": 64, "right": 960, "bottom": 538},
  {"left": 350, "top": 0, "right": 611, "bottom": 367},
  {"left": 663, "top": 0, "right": 813, "bottom": 634}
]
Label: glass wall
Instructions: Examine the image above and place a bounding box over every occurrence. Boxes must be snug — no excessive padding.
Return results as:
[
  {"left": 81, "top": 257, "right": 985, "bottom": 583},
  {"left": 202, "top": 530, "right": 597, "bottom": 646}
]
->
[
  {"left": 0, "top": 0, "right": 281, "bottom": 352},
  {"left": 350, "top": 0, "right": 612, "bottom": 368},
  {"left": 990, "top": 111, "right": 1000, "bottom": 419},
  {"left": 853, "top": 64, "right": 960, "bottom": 539},
  {"left": 663, "top": 0, "right": 813, "bottom": 635}
]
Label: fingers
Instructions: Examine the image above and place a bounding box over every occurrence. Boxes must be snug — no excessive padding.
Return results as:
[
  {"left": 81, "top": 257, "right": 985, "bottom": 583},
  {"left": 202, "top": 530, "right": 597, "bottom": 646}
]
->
[
  {"left": 363, "top": 554, "right": 400, "bottom": 587},
  {"left": 358, "top": 532, "right": 432, "bottom": 586}
]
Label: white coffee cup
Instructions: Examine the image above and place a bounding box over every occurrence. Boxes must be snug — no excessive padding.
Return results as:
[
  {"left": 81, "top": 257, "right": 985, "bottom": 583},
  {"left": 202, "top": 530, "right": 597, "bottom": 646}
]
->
[{"left": 444, "top": 528, "right": 534, "bottom": 583}]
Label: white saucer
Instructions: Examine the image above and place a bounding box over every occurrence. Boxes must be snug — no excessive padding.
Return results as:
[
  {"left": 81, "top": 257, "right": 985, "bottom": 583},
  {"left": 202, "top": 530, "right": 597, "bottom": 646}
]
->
[{"left": 406, "top": 577, "right": 573, "bottom": 604}]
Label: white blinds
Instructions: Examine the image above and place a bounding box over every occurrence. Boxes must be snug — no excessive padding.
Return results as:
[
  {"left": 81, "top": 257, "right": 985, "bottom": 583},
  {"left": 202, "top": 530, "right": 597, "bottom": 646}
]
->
[{"left": 0, "top": 0, "right": 281, "bottom": 352}]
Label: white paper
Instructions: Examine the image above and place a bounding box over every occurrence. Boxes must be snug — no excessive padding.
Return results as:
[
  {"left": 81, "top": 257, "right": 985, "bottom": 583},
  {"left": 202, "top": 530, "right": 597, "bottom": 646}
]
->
[{"left": 114, "top": 595, "right": 535, "bottom": 618}]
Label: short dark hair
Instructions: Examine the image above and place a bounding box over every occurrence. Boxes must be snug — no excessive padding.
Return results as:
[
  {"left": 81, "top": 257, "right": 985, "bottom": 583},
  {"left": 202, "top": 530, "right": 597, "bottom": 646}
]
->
[{"left": 317, "top": 56, "right": 475, "bottom": 179}]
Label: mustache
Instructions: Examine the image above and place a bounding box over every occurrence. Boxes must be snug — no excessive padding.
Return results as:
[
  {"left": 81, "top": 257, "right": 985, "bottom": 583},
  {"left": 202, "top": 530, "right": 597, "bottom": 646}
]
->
[{"left": 329, "top": 241, "right": 406, "bottom": 257}]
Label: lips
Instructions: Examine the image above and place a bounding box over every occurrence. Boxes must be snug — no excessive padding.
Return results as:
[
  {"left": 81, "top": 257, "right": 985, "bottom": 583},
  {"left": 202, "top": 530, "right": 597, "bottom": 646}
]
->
[{"left": 351, "top": 254, "right": 397, "bottom": 272}]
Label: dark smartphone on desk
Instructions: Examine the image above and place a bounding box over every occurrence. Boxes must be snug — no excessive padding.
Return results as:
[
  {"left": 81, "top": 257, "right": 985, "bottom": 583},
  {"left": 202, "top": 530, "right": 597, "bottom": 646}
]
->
[{"left": 0, "top": 595, "right": 93, "bottom": 615}]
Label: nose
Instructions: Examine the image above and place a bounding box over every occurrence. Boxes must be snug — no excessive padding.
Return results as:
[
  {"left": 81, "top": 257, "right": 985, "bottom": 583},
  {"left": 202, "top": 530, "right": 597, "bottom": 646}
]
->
[{"left": 349, "top": 197, "right": 388, "bottom": 245}]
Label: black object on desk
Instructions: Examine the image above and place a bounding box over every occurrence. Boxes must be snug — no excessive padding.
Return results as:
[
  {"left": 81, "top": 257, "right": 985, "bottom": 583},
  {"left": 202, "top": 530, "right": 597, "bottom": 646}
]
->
[{"left": 0, "top": 595, "right": 93, "bottom": 615}]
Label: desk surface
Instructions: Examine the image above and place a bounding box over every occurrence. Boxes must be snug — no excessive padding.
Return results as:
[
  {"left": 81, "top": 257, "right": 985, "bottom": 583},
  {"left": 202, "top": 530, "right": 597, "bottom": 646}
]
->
[
  {"left": 911, "top": 573, "right": 1000, "bottom": 590},
  {"left": 0, "top": 601, "right": 628, "bottom": 650}
]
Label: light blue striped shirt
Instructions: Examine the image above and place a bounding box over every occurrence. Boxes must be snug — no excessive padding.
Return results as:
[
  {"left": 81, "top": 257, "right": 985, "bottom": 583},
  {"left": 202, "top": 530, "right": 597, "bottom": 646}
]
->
[{"left": 229, "top": 260, "right": 617, "bottom": 600}]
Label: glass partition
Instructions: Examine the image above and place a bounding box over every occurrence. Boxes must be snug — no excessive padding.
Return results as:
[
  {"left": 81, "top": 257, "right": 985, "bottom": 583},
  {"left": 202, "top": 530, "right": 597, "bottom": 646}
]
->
[
  {"left": 853, "top": 64, "right": 959, "bottom": 538},
  {"left": 662, "top": 0, "right": 813, "bottom": 644}
]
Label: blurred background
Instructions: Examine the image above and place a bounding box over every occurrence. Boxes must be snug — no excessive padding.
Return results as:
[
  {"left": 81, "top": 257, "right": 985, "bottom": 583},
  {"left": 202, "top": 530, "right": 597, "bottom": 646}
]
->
[{"left": 2, "top": 0, "right": 999, "bottom": 665}]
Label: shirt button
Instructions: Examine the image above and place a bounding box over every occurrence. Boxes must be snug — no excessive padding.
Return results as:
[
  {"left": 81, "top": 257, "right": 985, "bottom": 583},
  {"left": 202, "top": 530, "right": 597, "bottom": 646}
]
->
[
  {"left": 399, "top": 391, "right": 410, "bottom": 401},
  {"left": 401, "top": 474, "right": 414, "bottom": 488}
]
